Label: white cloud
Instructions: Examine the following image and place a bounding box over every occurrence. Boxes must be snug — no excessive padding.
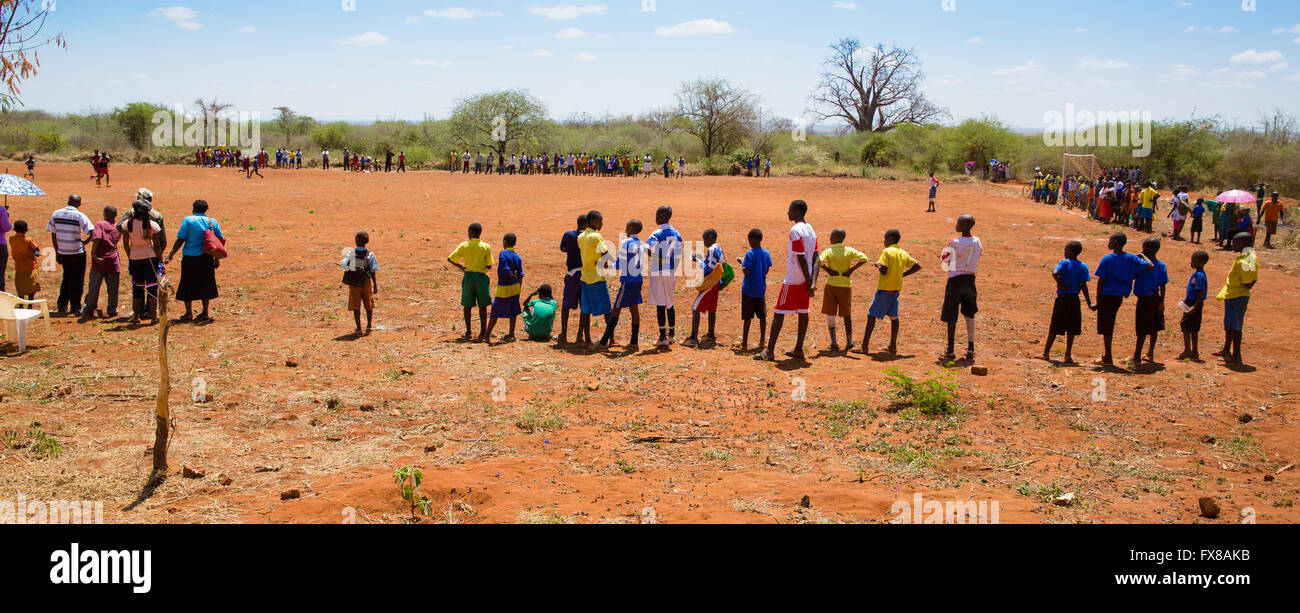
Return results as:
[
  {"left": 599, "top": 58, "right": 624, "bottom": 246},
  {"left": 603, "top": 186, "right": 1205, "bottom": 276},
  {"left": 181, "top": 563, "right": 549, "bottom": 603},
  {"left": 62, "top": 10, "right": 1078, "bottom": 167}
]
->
[
  {"left": 404, "top": 16, "right": 421, "bottom": 23},
  {"left": 655, "top": 19, "right": 735, "bottom": 37},
  {"left": 1235, "top": 70, "right": 1267, "bottom": 80},
  {"left": 556, "top": 27, "right": 586, "bottom": 39},
  {"left": 333, "top": 31, "right": 389, "bottom": 47},
  {"left": 1185, "top": 25, "right": 1236, "bottom": 34},
  {"left": 532, "top": 49, "right": 553, "bottom": 57},
  {"left": 1170, "top": 63, "right": 1198, "bottom": 77},
  {"left": 1271, "top": 24, "right": 1300, "bottom": 35},
  {"left": 1269, "top": 61, "right": 1289, "bottom": 71},
  {"left": 148, "top": 6, "right": 203, "bottom": 30},
  {"left": 1230, "top": 49, "right": 1284, "bottom": 63},
  {"left": 833, "top": 1, "right": 858, "bottom": 8},
  {"left": 531, "top": 4, "right": 607, "bottom": 20},
  {"left": 424, "top": 8, "right": 501, "bottom": 19},
  {"left": 1218, "top": 26, "right": 1236, "bottom": 33},
  {"left": 574, "top": 51, "right": 597, "bottom": 62},
  {"left": 1074, "top": 56, "right": 1134, "bottom": 70},
  {"left": 1286, "top": 73, "right": 1300, "bottom": 81},
  {"left": 967, "top": 36, "right": 983, "bottom": 44},
  {"left": 412, "top": 59, "right": 455, "bottom": 67},
  {"left": 993, "top": 61, "right": 1042, "bottom": 76},
  {"left": 238, "top": 25, "right": 256, "bottom": 33},
  {"left": 1075, "top": 27, "right": 1088, "bottom": 33}
]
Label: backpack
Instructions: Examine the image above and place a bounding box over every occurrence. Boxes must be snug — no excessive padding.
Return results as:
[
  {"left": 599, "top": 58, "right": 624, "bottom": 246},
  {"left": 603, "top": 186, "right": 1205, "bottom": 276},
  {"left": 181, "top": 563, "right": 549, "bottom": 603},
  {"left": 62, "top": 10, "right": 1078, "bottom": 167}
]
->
[{"left": 342, "top": 248, "right": 372, "bottom": 287}]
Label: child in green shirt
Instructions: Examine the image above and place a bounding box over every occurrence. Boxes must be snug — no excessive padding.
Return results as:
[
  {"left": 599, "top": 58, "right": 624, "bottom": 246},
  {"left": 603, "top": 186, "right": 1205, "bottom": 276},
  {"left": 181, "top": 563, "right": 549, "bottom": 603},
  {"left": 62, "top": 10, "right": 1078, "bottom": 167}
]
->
[{"left": 523, "top": 285, "right": 558, "bottom": 341}]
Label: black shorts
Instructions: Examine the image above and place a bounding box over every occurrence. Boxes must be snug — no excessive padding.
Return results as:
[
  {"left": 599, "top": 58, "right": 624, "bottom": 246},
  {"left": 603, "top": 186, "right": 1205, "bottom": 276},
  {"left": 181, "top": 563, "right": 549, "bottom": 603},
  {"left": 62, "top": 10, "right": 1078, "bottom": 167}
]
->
[
  {"left": 1134, "top": 294, "right": 1165, "bottom": 336},
  {"left": 1190, "top": 218, "right": 1203, "bottom": 233},
  {"left": 1049, "top": 294, "right": 1082, "bottom": 336},
  {"left": 940, "top": 275, "right": 978, "bottom": 323},
  {"left": 741, "top": 295, "right": 766, "bottom": 321},
  {"left": 1180, "top": 301, "right": 1203, "bottom": 333},
  {"left": 1096, "top": 294, "right": 1124, "bottom": 336}
]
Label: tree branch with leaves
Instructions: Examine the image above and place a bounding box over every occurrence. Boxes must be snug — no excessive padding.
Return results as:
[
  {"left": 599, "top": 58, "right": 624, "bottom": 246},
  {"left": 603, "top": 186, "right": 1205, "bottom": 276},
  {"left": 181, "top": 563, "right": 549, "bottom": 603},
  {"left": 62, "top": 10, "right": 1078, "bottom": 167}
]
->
[
  {"left": 0, "top": 0, "right": 66, "bottom": 110},
  {"left": 808, "top": 38, "right": 947, "bottom": 133}
]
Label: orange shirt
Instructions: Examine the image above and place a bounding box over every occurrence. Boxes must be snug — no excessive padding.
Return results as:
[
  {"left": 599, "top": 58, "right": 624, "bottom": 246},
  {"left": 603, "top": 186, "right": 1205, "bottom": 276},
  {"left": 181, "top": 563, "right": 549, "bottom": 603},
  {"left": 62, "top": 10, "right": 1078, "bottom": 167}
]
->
[
  {"left": 1262, "top": 200, "right": 1283, "bottom": 223},
  {"left": 9, "top": 233, "right": 38, "bottom": 271}
]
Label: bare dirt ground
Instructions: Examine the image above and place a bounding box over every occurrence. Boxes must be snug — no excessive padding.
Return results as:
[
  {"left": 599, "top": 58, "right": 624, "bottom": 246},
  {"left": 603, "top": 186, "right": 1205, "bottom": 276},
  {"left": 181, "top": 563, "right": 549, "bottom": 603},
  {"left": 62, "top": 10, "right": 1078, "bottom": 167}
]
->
[{"left": 1, "top": 163, "right": 1296, "bottom": 524}]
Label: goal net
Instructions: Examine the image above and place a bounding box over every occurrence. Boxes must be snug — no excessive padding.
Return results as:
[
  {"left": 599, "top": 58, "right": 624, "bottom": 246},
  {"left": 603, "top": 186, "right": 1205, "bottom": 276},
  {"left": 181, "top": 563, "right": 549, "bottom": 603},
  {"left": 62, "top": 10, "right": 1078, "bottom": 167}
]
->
[{"left": 1061, "top": 154, "right": 1099, "bottom": 209}]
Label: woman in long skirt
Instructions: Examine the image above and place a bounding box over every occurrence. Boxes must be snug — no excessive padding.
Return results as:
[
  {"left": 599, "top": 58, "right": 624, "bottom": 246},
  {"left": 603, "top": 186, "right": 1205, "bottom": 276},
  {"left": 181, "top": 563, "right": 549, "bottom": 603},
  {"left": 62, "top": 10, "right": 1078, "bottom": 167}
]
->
[{"left": 165, "top": 199, "right": 224, "bottom": 322}]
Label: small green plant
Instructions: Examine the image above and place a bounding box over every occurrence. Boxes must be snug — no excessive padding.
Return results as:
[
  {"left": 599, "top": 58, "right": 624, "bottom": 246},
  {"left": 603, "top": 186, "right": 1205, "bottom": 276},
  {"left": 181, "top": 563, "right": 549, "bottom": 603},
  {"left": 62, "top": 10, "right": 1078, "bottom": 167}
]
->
[
  {"left": 6, "top": 422, "right": 62, "bottom": 458},
  {"left": 615, "top": 458, "right": 636, "bottom": 474},
  {"left": 1274, "top": 499, "right": 1295, "bottom": 508},
  {"left": 882, "top": 368, "right": 963, "bottom": 416},
  {"left": 393, "top": 466, "right": 432, "bottom": 520},
  {"left": 1013, "top": 481, "right": 1066, "bottom": 503},
  {"left": 515, "top": 409, "right": 567, "bottom": 432},
  {"left": 703, "top": 449, "right": 733, "bottom": 462}
]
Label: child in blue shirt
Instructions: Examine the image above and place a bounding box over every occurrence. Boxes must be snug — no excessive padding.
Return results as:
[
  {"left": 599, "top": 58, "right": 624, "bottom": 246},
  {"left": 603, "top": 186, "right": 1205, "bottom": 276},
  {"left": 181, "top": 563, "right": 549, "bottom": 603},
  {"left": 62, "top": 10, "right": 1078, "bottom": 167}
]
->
[
  {"left": 1131, "top": 238, "right": 1169, "bottom": 366},
  {"left": 1178, "top": 251, "right": 1210, "bottom": 361},
  {"left": 483, "top": 233, "right": 523, "bottom": 343},
  {"left": 1040, "top": 240, "right": 1094, "bottom": 365},
  {"left": 683, "top": 229, "right": 724, "bottom": 348},
  {"left": 599, "top": 220, "right": 645, "bottom": 350},
  {"left": 1093, "top": 232, "right": 1152, "bottom": 365},
  {"left": 737, "top": 228, "right": 773, "bottom": 352},
  {"left": 1190, "top": 199, "right": 1206, "bottom": 244}
]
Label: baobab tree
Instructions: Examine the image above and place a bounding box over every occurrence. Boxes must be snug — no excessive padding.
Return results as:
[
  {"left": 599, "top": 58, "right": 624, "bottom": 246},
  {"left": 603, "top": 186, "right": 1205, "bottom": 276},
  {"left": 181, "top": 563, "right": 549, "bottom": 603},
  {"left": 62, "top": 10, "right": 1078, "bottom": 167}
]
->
[{"left": 808, "top": 38, "right": 948, "bottom": 133}]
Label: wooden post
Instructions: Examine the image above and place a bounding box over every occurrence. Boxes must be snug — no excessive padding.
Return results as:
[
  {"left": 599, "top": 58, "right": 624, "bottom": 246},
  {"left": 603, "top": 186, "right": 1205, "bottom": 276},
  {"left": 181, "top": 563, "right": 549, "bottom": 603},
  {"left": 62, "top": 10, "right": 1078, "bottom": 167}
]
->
[{"left": 152, "top": 281, "right": 171, "bottom": 476}]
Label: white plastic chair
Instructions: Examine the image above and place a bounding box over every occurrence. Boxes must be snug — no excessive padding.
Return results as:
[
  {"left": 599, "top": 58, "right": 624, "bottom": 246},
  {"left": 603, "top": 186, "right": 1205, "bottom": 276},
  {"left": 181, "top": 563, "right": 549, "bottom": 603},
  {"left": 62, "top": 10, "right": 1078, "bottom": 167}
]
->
[{"left": 0, "top": 292, "right": 51, "bottom": 352}]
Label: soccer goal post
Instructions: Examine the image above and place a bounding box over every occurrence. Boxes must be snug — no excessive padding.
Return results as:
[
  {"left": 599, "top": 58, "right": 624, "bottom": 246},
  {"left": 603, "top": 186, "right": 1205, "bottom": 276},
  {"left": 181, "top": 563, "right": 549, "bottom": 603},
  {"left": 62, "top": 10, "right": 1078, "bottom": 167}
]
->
[{"left": 1061, "top": 154, "right": 1099, "bottom": 208}]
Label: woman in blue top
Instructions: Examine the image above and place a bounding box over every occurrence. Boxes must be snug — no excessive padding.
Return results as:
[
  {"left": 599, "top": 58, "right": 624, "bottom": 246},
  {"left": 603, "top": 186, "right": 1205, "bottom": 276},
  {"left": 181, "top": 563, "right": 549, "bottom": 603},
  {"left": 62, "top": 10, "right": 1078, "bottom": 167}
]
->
[{"left": 164, "top": 200, "right": 224, "bottom": 322}]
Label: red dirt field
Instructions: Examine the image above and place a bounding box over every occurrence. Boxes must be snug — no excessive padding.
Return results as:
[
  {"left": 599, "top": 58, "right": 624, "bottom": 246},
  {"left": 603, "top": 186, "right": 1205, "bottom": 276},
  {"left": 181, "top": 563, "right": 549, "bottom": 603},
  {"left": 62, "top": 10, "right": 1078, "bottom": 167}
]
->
[{"left": 1, "top": 163, "right": 1297, "bottom": 524}]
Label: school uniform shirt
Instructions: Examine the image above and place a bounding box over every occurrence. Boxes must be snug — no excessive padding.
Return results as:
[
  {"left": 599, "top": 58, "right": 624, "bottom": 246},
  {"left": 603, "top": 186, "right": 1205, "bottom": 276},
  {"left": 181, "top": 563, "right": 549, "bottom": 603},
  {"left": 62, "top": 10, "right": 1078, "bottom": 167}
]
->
[
  {"left": 1184, "top": 270, "right": 1207, "bottom": 304},
  {"left": 578, "top": 229, "right": 608, "bottom": 284},
  {"left": 1054, "top": 259, "right": 1091, "bottom": 295},
  {"left": 646, "top": 224, "right": 683, "bottom": 276},
  {"left": 1192, "top": 204, "right": 1205, "bottom": 219},
  {"left": 783, "top": 222, "right": 818, "bottom": 285},
  {"left": 495, "top": 249, "right": 523, "bottom": 298},
  {"left": 448, "top": 238, "right": 493, "bottom": 274},
  {"left": 46, "top": 205, "right": 94, "bottom": 255},
  {"left": 339, "top": 248, "right": 380, "bottom": 275},
  {"left": 524, "top": 298, "right": 557, "bottom": 338},
  {"left": 1139, "top": 187, "right": 1157, "bottom": 211},
  {"left": 1216, "top": 250, "right": 1259, "bottom": 301},
  {"left": 943, "top": 236, "right": 982, "bottom": 279},
  {"left": 1263, "top": 200, "right": 1283, "bottom": 223},
  {"left": 876, "top": 244, "right": 917, "bottom": 292},
  {"left": 1095, "top": 252, "right": 1147, "bottom": 297},
  {"left": 1133, "top": 260, "right": 1168, "bottom": 298},
  {"left": 560, "top": 230, "right": 583, "bottom": 276},
  {"left": 741, "top": 248, "right": 772, "bottom": 299},
  {"left": 818, "top": 243, "right": 868, "bottom": 288},
  {"left": 616, "top": 236, "right": 645, "bottom": 284}
]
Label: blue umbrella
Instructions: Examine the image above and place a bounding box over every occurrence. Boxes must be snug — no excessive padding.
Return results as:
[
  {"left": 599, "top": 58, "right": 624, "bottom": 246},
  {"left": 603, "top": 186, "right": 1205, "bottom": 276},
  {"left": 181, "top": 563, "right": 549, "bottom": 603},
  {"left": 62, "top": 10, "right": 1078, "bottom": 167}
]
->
[{"left": 0, "top": 174, "right": 45, "bottom": 208}]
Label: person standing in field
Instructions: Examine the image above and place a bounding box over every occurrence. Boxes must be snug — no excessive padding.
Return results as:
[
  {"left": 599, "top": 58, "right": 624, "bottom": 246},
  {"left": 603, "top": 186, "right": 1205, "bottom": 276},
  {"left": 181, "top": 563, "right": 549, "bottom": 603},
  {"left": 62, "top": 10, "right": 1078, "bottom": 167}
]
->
[
  {"left": 759, "top": 200, "right": 817, "bottom": 362},
  {"left": 940, "top": 215, "right": 982, "bottom": 362},
  {"left": 81, "top": 205, "right": 122, "bottom": 320},
  {"left": 24, "top": 155, "right": 36, "bottom": 181},
  {"left": 46, "top": 195, "right": 94, "bottom": 316},
  {"left": 926, "top": 172, "right": 939, "bottom": 213},
  {"left": 0, "top": 201, "right": 10, "bottom": 293},
  {"left": 817, "top": 228, "right": 869, "bottom": 353},
  {"left": 646, "top": 206, "right": 683, "bottom": 348},
  {"left": 1261, "top": 192, "right": 1284, "bottom": 249},
  {"left": 121, "top": 200, "right": 163, "bottom": 325},
  {"left": 1213, "top": 232, "right": 1258, "bottom": 365},
  {"left": 322, "top": 148, "right": 330, "bottom": 170},
  {"left": 340, "top": 231, "right": 380, "bottom": 336},
  {"left": 447, "top": 223, "right": 493, "bottom": 341},
  {"left": 165, "top": 200, "right": 224, "bottom": 323},
  {"left": 859, "top": 229, "right": 922, "bottom": 357},
  {"left": 1039, "top": 240, "right": 1094, "bottom": 366}
]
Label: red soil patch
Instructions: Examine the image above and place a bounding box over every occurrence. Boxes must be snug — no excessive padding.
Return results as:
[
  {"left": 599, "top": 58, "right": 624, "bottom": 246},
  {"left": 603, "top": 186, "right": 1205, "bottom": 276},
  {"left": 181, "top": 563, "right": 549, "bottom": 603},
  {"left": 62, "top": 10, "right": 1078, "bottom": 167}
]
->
[{"left": 1, "top": 163, "right": 1296, "bottom": 524}]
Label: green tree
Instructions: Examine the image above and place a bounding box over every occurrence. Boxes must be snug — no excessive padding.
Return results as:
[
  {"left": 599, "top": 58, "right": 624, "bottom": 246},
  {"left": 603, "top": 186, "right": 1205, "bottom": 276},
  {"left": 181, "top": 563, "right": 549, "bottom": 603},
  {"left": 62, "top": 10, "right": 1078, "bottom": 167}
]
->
[
  {"left": 111, "top": 102, "right": 167, "bottom": 149},
  {"left": 447, "top": 89, "right": 550, "bottom": 161},
  {"left": 674, "top": 78, "right": 757, "bottom": 158},
  {"left": 951, "top": 116, "right": 1017, "bottom": 172},
  {"left": 310, "top": 122, "right": 348, "bottom": 151},
  {"left": 273, "top": 106, "right": 317, "bottom": 148}
]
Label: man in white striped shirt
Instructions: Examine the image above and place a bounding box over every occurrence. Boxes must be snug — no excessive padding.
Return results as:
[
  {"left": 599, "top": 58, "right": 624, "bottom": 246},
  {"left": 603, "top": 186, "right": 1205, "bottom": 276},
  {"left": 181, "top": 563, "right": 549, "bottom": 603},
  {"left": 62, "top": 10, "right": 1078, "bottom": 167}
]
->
[{"left": 46, "top": 194, "right": 94, "bottom": 315}]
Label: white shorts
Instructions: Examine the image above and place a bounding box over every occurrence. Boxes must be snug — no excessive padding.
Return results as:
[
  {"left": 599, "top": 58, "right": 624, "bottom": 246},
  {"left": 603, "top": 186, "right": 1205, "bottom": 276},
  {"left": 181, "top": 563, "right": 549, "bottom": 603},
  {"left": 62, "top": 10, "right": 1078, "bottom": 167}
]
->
[{"left": 647, "top": 275, "right": 677, "bottom": 307}]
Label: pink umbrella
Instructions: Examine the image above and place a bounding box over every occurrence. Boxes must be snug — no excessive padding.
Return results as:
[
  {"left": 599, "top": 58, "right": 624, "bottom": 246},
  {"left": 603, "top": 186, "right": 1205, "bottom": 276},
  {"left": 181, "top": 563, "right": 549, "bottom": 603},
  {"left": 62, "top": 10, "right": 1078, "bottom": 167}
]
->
[{"left": 1216, "top": 190, "right": 1256, "bottom": 204}]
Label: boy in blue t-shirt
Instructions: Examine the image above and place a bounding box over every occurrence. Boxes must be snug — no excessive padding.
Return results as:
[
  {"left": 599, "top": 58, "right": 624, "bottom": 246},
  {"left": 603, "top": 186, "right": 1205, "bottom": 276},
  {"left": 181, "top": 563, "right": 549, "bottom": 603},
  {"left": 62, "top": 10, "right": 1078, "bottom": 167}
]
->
[
  {"left": 1178, "top": 251, "right": 1210, "bottom": 361},
  {"left": 737, "top": 228, "right": 772, "bottom": 352},
  {"left": 557, "top": 214, "right": 587, "bottom": 345},
  {"left": 483, "top": 233, "right": 524, "bottom": 343},
  {"left": 1039, "top": 240, "right": 1094, "bottom": 365},
  {"left": 1189, "top": 199, "right": 1206, "bottom": 244},
  {"left": 1093, "top": 232, "right": 1152, "bottom": 366},
  {"left": 682, "top": 229, "right": 724, "bottom": 348},
  {"left": 1131, "top": 238, "right": 1169, "bottom": 366},
  {"left": 599, "top": 219, "right": 646, "bottom": 350}
]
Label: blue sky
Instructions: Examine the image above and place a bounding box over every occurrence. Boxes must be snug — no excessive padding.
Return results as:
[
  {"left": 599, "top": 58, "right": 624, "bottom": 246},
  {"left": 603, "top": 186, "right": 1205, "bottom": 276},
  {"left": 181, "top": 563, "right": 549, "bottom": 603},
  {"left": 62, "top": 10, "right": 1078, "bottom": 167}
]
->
[{"left": 15, "top": 0, "right": 1300, "bottom": 129}]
